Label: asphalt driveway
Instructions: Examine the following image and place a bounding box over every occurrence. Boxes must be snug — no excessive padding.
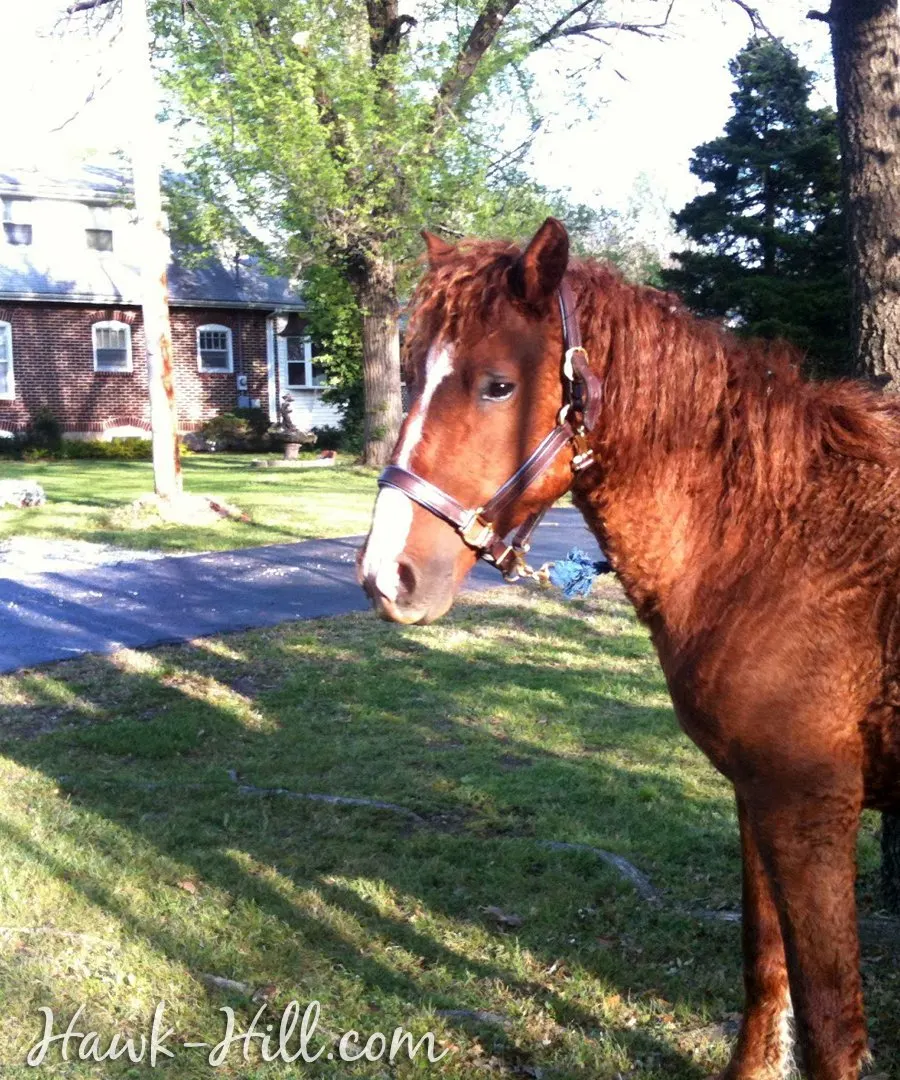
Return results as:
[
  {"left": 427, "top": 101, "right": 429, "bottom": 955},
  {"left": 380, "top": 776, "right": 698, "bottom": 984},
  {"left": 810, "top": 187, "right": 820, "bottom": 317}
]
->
[{"left": 0, "top": 507, "right": 601, "bottom": 671}]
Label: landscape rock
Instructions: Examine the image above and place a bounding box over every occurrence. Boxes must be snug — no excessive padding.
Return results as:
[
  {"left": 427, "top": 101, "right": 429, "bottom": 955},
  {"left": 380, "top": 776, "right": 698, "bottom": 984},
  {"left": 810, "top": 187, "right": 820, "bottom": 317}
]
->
[{"left": 0, "top": 479, "right": 46, "bottom": 509}]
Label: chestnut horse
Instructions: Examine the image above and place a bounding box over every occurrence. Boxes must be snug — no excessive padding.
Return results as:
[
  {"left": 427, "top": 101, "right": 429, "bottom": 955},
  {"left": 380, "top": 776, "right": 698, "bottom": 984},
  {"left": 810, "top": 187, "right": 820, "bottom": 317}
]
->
[{"left": 358, "top": 218, "right": 900, "bottom": 1079}]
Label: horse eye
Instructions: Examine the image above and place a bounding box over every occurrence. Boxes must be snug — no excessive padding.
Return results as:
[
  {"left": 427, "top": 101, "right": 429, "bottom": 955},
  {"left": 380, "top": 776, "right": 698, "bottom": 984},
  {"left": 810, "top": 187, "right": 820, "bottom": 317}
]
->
[{"left": 482, "top": 379, "right": 515, "bottom": 402}]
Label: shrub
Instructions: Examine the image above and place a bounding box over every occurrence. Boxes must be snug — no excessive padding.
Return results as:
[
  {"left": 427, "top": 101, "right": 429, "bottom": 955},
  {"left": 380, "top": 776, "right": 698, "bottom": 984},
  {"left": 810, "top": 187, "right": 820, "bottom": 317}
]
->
[
  {"left": 200, "top": 413, "right": 251, "bottom": 449},
  {"left": 62, "top": 438, "right": 153, "bottom": 461},
  {"left": 232, "top": 406, "right": 271, "bottom": 448},
  {"left": 25, "top": 407, "right": 63, "bottom": 453},
  {"left": 310, "top": 425, "right": 344, "bottom": 452}
]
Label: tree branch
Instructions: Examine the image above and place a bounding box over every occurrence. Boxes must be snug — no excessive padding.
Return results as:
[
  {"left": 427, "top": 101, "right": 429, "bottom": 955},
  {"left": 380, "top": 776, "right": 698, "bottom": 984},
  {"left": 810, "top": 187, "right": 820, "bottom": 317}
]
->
[
  {"left": 66, "top": 0, "right": 116, "bottom": 12},
  {"left": 530, "top": 0, "right": 595, "bottom": 51},
  {"left": 50, "top": 74, "right": 115, "bottom": 132},
  {"left": 807, "top": 7, "right": 833, "bottom": 24},
  {"left": 726, "top": 0, "right": 774, "bottom": 35},
  {"left": 531, "top": 0, "right": 675, "bottom": 50},
  {"left": 436, "top": 0, "right": 521, "bottom": 113}
]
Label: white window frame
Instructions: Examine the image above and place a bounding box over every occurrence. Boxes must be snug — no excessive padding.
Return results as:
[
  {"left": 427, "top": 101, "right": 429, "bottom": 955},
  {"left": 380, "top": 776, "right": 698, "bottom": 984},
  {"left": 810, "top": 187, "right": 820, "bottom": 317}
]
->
[
  {"left": 0, "top": 322, "right": 14, "bottom": 400},
  {"left": 92, "top": 320, "right": 133, "bottom": 373},
  {"left": 197, "top": 324, "right": 234, "bottom": 373},
  {"left": 2, "top": 198, "right": 33, "bottom": 246},
  {"left": 284, "top": 336, "right": 327, "bottom": 389},
  {"left": 84, "top": 202, "right": 114, "bottom": 252}
]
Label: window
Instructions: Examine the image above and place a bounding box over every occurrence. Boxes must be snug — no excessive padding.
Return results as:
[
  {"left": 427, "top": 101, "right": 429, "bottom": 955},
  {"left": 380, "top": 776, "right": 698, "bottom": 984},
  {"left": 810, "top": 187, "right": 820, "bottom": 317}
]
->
[
  {"left": 2, "top": 198, "right": 32, "bottom": 246},
  {"left": 85, "top": 203, "right": 113, "bottom": 252},
  {"left": 0, "top": 322, "right": 14, "bottom": 399},
  {"left": 92, "top": 321, "right": 132, "bottom": 372},
  {"left": 197, "top": 324, "right": 233, "bottom": 372},
  {"left": 86, "top": 228, "right": 113, "bottom": 252},
  {"left": 284, "top": 336, "right": 327, "bottom": 388}
]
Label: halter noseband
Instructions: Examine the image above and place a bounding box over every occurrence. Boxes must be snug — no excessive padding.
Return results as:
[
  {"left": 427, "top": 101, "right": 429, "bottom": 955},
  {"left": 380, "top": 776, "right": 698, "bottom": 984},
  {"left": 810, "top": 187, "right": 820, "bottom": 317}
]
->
[{"left": 378, "top": 280, "right": 601, "bottom": 582}]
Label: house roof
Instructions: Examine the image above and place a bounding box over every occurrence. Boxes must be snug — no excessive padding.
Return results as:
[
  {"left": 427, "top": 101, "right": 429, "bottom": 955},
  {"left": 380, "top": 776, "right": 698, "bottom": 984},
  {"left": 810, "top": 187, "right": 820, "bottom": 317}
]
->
[
  {"left": 0, "top": 165, "right": 305, "bottom": 311},
  {"left": 0, "top": 164, "right": 130, "bottom": 204}
]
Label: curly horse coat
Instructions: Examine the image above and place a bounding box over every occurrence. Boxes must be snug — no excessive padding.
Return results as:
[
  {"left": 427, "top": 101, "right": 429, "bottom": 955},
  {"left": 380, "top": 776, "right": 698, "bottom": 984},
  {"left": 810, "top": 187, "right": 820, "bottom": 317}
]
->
[{"left": 358, "top": 218, "right": 900, "bottom": 1080}]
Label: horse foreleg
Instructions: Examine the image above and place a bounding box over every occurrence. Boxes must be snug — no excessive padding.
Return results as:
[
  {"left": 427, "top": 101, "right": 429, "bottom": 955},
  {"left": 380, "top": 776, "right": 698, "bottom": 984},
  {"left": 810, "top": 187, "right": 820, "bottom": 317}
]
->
[
  {"left": 721, "top": 795, "right": 792, "bottom": 1080},
  {"left": 747, "top": 783, "right": 867, "bottom": 1080}
]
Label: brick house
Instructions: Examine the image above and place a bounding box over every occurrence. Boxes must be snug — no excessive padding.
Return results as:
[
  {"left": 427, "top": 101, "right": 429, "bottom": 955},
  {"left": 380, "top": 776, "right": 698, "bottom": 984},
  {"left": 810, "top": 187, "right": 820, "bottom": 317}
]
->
[{"left": 0, "top": 165, "right": 342, "bottom": 439}]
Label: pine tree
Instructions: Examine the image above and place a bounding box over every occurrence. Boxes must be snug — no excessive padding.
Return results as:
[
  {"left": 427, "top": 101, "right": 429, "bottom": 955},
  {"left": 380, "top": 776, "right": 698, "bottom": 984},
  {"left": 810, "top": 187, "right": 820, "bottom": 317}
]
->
[{"left": 662, "top": 39, "right": 850, "bottom": 376}]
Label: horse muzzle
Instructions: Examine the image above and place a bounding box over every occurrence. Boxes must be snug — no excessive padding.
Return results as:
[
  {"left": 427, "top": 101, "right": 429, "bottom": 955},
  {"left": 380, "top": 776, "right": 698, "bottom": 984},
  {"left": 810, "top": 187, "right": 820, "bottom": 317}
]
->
[{"left": 356, "top": 544, "right": 454, "bottom": 625}]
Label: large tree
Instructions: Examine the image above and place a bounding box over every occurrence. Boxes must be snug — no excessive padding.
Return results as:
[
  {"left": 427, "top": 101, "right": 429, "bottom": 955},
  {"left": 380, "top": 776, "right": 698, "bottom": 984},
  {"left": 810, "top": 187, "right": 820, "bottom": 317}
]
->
[
  {"left": 813, "top": 0, "right": 900, "bottom": 388},
  {"left": 807, "top": 0, "right": 900, "bottom": 913},
  {"left": 155, "top": 0, "right": 671, "bottom": 464},
  {"left": 661, "top": 37, "right": 850, "bottom": 375}
]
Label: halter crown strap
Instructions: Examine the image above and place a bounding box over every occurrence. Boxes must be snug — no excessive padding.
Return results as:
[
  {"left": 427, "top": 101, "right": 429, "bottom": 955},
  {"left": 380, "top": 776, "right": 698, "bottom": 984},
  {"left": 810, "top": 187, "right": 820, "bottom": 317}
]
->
[{"left": 377, "top": 279, "right": 598, "bottom": 580}]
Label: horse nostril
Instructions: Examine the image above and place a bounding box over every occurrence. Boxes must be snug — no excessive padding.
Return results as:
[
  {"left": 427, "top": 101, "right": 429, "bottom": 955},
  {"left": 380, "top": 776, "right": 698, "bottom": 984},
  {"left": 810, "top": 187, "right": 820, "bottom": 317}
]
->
[{"left": 396, "top": 558, "right": 417, "bottom": 600}]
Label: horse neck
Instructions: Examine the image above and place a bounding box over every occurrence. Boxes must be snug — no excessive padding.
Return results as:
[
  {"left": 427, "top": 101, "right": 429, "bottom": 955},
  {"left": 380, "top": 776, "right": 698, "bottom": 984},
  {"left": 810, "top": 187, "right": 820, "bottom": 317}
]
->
[{"left": 571, "top": 275, "right": 802, "bottom": 637}]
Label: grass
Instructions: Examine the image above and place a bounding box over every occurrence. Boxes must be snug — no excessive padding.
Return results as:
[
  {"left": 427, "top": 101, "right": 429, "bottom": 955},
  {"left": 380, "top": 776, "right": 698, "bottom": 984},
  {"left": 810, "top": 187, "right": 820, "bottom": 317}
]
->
[
  {"left": 0, "top": 454, "right": 378, "bottom": 552},
  {"left": 0, "top": 583, "right": 896, "bottom": 1078}
]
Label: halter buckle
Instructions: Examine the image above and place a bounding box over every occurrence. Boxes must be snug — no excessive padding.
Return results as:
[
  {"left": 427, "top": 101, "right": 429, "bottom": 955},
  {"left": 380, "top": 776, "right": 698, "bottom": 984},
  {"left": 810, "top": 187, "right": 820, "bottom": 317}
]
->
[
  {"left": 500, "top": 548, "right": 531, "bottom": 582},
  {"left": 459, "top": 509, "right": 494, "bottom": 550},
  {"left": 564, "top": 345, "right": 590, "bottom": 382},
  {"left": 571, "top": 428, "right": 594, "bottom": 472}
]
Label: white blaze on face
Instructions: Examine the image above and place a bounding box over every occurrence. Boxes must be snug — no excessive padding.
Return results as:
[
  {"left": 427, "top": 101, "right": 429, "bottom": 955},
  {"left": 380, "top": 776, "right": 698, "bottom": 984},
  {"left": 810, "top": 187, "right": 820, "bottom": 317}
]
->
[
  {"left": 361, "top": 343, "right": 455, "bottom": 600},
  {"left": 395, "top": 343, "right": 454, "bottom": 468}
]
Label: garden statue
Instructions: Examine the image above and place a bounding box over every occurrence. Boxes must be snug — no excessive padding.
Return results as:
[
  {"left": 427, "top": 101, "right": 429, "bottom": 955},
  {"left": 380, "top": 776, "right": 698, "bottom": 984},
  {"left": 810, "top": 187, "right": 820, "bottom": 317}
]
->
[{"left": 270, "top": 393, "right": 316, "bottom": 459}]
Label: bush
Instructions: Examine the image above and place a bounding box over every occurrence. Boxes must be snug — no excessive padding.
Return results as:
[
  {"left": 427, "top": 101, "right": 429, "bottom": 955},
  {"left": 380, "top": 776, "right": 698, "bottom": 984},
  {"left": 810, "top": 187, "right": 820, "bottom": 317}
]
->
[
  {"left": 200, "top": 413, "right": 251, "bottom": 449},
  {"left": 310, "top": 425, "right": 345, "bottom": 452},
  {"left": 25, "top": 407, "right": 63, "bottom": 453},
  {"left": 232, "top": 406, "right": 271, "bottom": 448},
  {"left": 62, "top": 438, "right": 153, "bottom": 461}
]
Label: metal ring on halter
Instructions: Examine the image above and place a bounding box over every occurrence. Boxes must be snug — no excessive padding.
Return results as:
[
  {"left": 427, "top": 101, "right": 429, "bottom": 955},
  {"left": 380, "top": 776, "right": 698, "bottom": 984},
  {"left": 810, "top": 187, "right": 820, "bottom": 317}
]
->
[{"left": 564, "top": 345, "right": 589, "bottom": 381}]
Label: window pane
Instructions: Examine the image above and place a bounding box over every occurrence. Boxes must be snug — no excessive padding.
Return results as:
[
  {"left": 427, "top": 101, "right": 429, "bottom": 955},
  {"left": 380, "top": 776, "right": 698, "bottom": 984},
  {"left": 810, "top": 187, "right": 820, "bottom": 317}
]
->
[
  {"left": 200, "top": 350, "right": 230, "bottom": 370},
  {"left": 96, "top": 326, "right": 126, "bottom": 350},
  {"left": 96, "top": 349, "right": 128, "bottom": 370},
  {"left": 86, "top": 203, "right": 111, "bottom": 228},
  {"left": 3, "top": 223, "right": 32, "bottom": 245},
  {"left": 286, "top": 337, "right": 305, "bottom": 360},
  {"left": 2, "top": 198, "right": 31, "bottom": 224},
  {"left": 311, "top": 362, "right": 328, "bottom": 387},
  {"left": 0, "top": 361, "right": 8, "bottom": 395},
  {"left": 0, "top": 327, "right": 8, "bottom": 361},
  {"left": 86, "top": 229, "right": 113, "bottom": 252},
  {"left": 199, "top": 330, "right": 229, "bottom": 351},
  {"left": 286, "top": 361, "right": 307, "bottom": 386}
]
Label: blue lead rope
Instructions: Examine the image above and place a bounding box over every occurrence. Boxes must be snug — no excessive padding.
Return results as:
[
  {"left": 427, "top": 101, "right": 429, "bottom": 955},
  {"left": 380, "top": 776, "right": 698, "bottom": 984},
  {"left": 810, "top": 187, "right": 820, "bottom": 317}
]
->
[{"left": 547, "top": 548, "right": 613, "bottom": 599}]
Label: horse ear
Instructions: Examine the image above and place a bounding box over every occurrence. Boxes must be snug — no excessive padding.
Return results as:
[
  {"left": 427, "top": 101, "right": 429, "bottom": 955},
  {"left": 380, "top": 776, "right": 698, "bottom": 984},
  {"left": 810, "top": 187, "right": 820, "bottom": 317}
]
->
[
  {"left": 510, "top": 217, "right": 569, "bottom": 305},
  {"left": 421, "top": 230, "right": 454, "bottom": 267}
]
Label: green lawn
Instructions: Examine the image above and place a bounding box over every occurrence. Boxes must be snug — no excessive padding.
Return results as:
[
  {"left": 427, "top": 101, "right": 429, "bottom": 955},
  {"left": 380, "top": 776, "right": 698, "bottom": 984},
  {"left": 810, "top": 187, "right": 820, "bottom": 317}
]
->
[
  {"left": 0, "top": 584, "right": 895, "bottom": 1078},
  {"left": 0, "top": 455, "right": 378, "bottom": 552}
]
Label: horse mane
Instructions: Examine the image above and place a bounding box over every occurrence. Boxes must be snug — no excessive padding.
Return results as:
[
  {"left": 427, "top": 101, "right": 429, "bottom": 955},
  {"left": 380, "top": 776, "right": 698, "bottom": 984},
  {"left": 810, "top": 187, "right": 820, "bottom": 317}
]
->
[{"left": 406, "top": 239, "right": 900, "bottom": 515}]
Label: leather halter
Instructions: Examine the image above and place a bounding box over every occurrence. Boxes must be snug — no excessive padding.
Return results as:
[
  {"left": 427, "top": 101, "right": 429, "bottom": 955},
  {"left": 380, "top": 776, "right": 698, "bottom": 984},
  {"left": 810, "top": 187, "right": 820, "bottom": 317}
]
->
[{"left": 378, "top": 279, "right": 601, "bottom": 581}]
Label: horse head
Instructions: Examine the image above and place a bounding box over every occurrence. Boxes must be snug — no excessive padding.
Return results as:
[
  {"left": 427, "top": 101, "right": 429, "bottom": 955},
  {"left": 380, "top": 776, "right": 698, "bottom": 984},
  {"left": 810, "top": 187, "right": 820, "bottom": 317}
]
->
[{"left": 358, "top": 217, "right": 584, "bottom": 624}]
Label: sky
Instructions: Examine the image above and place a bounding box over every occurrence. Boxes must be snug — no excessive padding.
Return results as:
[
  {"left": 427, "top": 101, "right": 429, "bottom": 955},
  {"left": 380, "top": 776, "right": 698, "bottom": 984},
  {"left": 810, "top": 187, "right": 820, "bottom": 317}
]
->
[
  {"left": 1, "top": 0, "right": 835, "bottom": 249},
  {"left": 524, "top": 1, "right": 834, "bottom": 210}
]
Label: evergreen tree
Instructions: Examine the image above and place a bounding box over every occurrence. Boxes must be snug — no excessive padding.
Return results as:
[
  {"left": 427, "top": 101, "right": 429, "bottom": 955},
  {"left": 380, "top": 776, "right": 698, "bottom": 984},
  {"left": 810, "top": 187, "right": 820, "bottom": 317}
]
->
[{"left": 662, "top": 38, "right": 850, "bottom": 376}]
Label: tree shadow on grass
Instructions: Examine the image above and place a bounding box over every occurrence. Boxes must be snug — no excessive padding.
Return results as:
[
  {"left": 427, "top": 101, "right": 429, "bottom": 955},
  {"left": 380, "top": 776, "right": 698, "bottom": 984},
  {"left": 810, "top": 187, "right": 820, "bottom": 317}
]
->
[{"left": 0, "top": 589, "right": 782, "bottom": 1076}]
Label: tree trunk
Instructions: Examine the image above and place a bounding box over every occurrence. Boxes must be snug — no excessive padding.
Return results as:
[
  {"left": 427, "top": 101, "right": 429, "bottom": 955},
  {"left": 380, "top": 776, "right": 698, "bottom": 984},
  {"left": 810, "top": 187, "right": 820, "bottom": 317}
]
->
[
  {"left": 828, "top": 0, "right": 900, "bottom": 385},
  {"left": 352, "top": 257, "right": 403, "bottom": 467},
  {"left": 826, "top": 0, "right": 900, "bottom": 913},
  {"left": 123, "top": 0, "right": 182, "bottom": 498}
]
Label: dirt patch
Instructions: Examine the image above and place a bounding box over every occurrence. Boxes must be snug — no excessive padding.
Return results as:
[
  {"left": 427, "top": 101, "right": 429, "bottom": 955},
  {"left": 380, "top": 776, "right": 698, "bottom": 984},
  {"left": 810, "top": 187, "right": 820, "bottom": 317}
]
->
[{"left": 111, "top": 493, "right": 250, "bottom": 529}]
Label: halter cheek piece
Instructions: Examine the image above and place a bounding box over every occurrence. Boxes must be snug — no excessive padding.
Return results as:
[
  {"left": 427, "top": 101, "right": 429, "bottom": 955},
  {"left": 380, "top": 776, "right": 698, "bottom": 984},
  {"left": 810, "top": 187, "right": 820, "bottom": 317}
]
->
[{"left": 378, "top": 280, "right": 601, "bottom": 582}]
